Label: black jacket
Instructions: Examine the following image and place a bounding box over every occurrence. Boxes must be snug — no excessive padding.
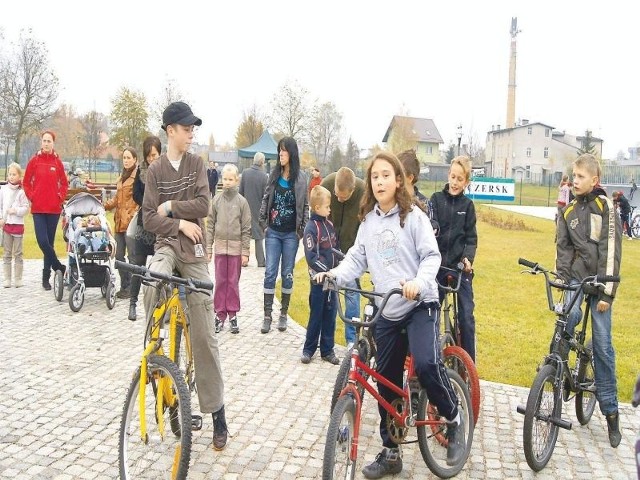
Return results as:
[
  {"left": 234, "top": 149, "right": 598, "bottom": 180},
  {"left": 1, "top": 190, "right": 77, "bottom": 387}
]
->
[{"left": 430, "top": 184, "right": 477, "bottom": 269}]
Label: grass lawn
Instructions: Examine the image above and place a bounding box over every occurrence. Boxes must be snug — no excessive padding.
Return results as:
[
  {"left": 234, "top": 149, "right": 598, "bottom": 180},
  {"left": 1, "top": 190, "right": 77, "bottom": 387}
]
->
[{"left": 281, "top": 204, "right": 639, "bottom": 403}]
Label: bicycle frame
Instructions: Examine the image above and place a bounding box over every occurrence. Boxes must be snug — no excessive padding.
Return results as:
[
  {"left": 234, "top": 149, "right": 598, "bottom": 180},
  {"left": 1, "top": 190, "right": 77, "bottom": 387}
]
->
[
  {"left": 138, "top": 283, "right": 192, "bottom": 443},
  {"left": 437, "top": 265, "right": 463, "bottom": 348}
]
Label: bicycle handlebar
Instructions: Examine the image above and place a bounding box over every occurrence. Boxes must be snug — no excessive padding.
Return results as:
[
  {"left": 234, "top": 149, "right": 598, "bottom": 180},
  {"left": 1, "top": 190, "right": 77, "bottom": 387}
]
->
[
  {"left": 115, "top": 260, "right": 214, "bottom": 292},
  {"left": 322, "top": 276, "right": 415, "bottom": 328},
  {"left": 436, "top": 263, "right": 464, "bottom": 292},
  {"left": 518, "top": 258, "right": 620, "bottom": 312}
]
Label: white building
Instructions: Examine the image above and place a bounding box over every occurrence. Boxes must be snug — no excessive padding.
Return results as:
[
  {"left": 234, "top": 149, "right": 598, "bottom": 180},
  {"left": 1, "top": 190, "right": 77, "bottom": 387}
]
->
[{"left": 485, "top": 120, "right": 603, "bottom": 184}]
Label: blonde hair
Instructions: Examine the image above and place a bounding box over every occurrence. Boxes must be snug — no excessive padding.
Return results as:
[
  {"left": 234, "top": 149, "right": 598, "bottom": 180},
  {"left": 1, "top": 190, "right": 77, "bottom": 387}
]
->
[
  {"left": 451, "top": 155, "right": 472, "bottom": 181},
  {"left": 335, "top": 167, "right": 356, "bottom": 193},
  {"left": 310, "top": 185, "right": 331, "bottom": 211},
  {"left": 574, "top": 153, "right": 601, "bottom": 178},
  {"left": 222, "top": 163, "right": 239, "bottom": 178},
  {"left": 7, "top": 162, "right": 22, "bottom": 177}
]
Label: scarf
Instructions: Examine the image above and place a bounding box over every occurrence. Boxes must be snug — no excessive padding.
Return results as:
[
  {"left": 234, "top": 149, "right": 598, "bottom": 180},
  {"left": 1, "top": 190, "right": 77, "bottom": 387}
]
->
[{"left": 121, "top": 164, "right": 137, "bottom": 184}]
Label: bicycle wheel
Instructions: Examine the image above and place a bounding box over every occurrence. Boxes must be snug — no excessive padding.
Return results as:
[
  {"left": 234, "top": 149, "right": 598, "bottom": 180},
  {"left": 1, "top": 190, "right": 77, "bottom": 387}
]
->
[
  {"left": 322, "top": 395, "right": 357, "bottom": 480},
  {"left": 631, "top": 214, "right": 640, "bottom": 238},
  {"left": 119, "top": 354, "right": 192, "bottom": 480},
  {"left": 442, "top": 345, "right": 480, "bottom": 426},
  {"left": 417, "top": 369, "right": 473, "bottom": 479},
  {"left": 522, "top": 364, "right": 561, "bottom": 472},
  {"left": 330, "top": 338, "right": 371, "bottom": 414},
  {"left": 575, "top": 340, "right": 596, "bottom": 425}
]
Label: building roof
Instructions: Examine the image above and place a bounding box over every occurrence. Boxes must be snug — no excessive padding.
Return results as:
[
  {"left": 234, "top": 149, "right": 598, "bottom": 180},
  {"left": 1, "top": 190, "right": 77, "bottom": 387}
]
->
[
  {"left": 237, "top": 130, "right": 278, "bottom": 159},
  {"left": 382, "top": 116, "right": 444, "bottom": 143},
  {"left": 488, "top": 121, "right": 555, "bottom": 133}
]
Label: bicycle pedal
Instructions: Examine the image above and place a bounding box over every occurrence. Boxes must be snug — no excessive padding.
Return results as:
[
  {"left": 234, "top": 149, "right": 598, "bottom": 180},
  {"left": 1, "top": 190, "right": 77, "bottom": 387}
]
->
[{"left": 192, "top": 415, "right": 203, "bottom": 431}]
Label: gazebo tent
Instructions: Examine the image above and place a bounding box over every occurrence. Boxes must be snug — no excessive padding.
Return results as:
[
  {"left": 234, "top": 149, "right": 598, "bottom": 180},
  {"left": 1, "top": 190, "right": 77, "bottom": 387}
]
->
[{"left": 237, "top": 130, "right": 278, "bottom": 159}]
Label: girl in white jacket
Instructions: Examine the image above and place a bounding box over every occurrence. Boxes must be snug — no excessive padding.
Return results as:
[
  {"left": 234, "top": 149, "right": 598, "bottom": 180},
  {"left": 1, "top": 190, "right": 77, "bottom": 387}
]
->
[{"left": 0, "top": 163, "right": 30, "bottom": 287}]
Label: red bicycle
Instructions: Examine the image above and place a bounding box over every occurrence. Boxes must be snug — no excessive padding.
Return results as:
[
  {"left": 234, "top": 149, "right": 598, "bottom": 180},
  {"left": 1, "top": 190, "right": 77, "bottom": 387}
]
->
[{"left": 322, "top": 278, "right": 474, "bottom": 479}]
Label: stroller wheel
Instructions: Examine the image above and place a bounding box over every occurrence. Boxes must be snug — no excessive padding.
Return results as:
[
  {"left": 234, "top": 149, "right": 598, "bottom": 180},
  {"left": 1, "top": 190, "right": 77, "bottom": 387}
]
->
[
  {"left": 106, "top": 280, "right": 116, "bottom": 310},
  {"left": 53, "top": 270, "right": 64, "bottom": 302},
  {"left": 69, "top": 284, "right": 84, "bottom": 312}
]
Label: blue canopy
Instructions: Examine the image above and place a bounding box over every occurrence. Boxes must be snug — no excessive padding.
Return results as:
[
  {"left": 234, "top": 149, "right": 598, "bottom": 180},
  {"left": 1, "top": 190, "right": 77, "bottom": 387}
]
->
[{"left": 237, "top": 130, "right": 278, "bottom": 159}]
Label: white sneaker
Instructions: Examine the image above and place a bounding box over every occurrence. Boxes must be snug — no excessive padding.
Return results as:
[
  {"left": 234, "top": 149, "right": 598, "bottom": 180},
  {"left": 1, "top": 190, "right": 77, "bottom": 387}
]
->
[{"left": 347, "top": 342, "right": 355, "bottom": 351}]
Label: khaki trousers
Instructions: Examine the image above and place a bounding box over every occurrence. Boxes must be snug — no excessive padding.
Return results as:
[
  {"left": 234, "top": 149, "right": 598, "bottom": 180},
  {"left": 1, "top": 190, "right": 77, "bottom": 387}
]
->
[{"left": 143, "top": 246, "right": 224, "bottom": 413}]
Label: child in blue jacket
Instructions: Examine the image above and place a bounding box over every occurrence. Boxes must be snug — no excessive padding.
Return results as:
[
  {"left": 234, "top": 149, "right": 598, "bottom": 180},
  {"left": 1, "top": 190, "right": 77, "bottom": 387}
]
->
[{"left": 301, "top": 185, "right": 341, "bottom": 365}]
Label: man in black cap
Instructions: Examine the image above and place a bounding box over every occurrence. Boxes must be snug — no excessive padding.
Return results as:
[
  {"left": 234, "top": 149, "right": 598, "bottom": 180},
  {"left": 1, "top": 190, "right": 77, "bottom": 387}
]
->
[{"left": 142, "top": 101, "right": 228, "bottom": 450}]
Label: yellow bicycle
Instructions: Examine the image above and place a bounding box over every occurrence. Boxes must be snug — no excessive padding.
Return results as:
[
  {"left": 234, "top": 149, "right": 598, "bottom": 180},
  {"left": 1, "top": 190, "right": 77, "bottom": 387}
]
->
[{"left": 115, "top": 260, "right": 213, "bottom": 480}]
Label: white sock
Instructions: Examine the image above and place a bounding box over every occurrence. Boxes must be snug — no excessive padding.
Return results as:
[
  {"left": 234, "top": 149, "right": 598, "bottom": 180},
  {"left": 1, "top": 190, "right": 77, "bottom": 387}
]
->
[{"left": 450, "top": 411, "right": 461, "bottom": 426}]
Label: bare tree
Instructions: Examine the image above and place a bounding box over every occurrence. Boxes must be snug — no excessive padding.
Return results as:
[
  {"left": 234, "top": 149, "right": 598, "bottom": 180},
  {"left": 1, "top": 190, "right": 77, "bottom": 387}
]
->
[
  {"left": 110, "top": 86, "right": 149, "bottom": 151},
  {"left": 268, "top": 79, "right": 311, "bottom": 141},
  {"left": 152, "top": 77, "right": 186, "bottom": 144},
  {"left": 344, "top": 136, "right": 360, "bottom": 172},
  {"left": 235, "top": 104, "right": 264, "bottom": 148},
  {"left": 308, "top": 101, "right": 342, "bottom": 169},
  {"left": 0, "top": 31, "right": 59, "bottom": 163},
  {"left": 79, "top": 110, "right": 109, "bottom": 178}
]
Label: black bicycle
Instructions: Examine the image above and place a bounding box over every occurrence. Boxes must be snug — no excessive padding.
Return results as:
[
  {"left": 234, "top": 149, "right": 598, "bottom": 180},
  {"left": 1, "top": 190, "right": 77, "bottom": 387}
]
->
[{"left": 516, "top": 258, "right": 620, "bottom": 472}]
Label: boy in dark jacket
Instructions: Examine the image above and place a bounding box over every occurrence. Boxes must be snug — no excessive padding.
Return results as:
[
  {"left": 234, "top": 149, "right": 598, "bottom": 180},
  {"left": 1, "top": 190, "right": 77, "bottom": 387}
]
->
[
  {"left": 557, "top": 153, "right": 622, "bottom": 448},
  {"left": 430, "top": 156, "right": 478, "bottom": 362},
  {"left": 301, "top": 185, "right": 340, "bottom": 365}
]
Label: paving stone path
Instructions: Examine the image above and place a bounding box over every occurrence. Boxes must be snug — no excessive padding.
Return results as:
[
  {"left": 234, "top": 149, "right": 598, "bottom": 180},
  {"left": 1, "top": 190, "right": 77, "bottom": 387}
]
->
[{"left": 0, "top": 258, "right": 638, "bottom": 479}]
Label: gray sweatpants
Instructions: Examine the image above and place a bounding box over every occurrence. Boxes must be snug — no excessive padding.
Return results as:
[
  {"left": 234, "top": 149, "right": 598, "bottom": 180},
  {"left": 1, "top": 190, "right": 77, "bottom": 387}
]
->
[{"left": 143, "top": 246, "right": 224, "bottom": 413}]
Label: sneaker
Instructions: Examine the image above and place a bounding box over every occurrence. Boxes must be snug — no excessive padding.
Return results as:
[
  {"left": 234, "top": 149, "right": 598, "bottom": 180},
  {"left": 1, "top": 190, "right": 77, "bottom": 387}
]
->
[
  {"left": 321, "top": 352, "right": 340, "bottom": 365},
  {"left": 446, "top": 413, "right": 466, "bottom": 466},
  {"left": 277, "top": 313, "right": 287, "bottom": 332},
  {"left": 605, "top": 411, "right": 621, "bottom": 448},
  {"left": 215, "top": 317, "right": 223, "bottom": 334},
  {"left": 229, "top": 316, "right": 239, "bottom": 334},
  {"left": 362, "top": 447, "right": 402, "bottom": 479},
  {"left": 301, "top": 353, "right": 311, "bottom": 364},
  {"left": 212, "top": 406, "right": 228, "bottom": 451}
]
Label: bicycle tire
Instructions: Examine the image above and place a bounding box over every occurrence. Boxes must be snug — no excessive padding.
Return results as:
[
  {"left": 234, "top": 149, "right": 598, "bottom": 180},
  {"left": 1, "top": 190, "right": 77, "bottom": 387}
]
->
[
  {"left": 322, "top": 395, "right": 357, "bottom": 480},
  {"left": 417, "top": 369, "right": 473, "bottom": 478},
  {"left": 119, "top": 354, "right": 192, "bottom": 480},
  {"left": 522, "top": 363, "right": 561, "bottom": 472},
  {"left": 442, "top": 345, "right": 480, "bottom": 426},
  {"left": 575, "top": 340, "right": 596, "bottom": 425},
  {"left": 330, "top": 338, "right": 371, "bottom": 414},
  {"left": 631, "top": 214, "right": 640, "bottom": 238}
]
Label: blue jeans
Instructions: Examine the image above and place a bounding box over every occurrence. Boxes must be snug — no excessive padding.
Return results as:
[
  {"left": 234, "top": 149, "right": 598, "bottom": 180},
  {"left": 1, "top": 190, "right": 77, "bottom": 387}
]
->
[
  {"left": 375, "top": 303, "right": 458, "bottom": 448},
  {"left": 343, "top": 282, "right": 360, "bottom": 345},
  {"left": 33, "top": 213, "right": 63, "bottom": 273},
  {"left": 264, "top": 228, "right": 299, "bottom": 294},
  {"left": 303, "top": 282, "right": 337, "bottom": 357},
  {"left": 564, "top": 282, "right": 618, "bottom": 415}
]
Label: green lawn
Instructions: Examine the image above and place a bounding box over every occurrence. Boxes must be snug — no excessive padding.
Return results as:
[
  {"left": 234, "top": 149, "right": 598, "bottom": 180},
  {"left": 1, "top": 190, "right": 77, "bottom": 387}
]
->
[{"left": 282, "top": 204, "right": 639, "bottom": 403}]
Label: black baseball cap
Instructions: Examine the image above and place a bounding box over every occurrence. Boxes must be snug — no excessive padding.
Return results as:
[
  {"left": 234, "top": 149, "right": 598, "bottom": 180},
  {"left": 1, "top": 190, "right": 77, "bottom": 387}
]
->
[{"left": 162, "top": 102, "right": 202, "bottom": 131}]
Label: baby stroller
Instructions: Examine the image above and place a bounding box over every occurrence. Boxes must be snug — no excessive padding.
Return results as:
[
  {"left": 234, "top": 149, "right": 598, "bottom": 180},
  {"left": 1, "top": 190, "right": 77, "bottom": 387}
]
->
[{"left": 54, "top": 192, "right": 117, "bottom": 312}]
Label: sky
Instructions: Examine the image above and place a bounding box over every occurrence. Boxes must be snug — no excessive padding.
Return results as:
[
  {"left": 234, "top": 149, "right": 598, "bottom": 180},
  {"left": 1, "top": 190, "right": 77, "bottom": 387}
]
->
[{"left": 1, "top": 1, "right": 638, "bottom": 159}]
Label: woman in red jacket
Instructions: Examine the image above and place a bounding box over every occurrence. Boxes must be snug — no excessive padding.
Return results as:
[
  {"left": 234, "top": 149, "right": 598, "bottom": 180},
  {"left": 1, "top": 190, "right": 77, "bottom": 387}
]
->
[{"left": 23, "top": 130, "right": 68, "bottom": 290}]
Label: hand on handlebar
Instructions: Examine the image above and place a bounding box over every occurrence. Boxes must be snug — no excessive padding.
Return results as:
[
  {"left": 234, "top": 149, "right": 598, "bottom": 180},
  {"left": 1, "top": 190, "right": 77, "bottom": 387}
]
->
[
  {"left": 399, "top": 279, "right": 421, "bottom": 301},
  {"left": 462, "top": 257, "right": 472, "bottom": 273},
  {"left": 313, "top": 271, "right": 334, "bottom": 285}
]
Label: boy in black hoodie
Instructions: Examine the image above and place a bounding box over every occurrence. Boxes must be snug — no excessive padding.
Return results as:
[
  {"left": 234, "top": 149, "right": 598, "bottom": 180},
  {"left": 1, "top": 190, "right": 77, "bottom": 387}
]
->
[
  {"left": 301, "top": 185, "right": 340, "bottom": 365},
  {"left": 557, "top": 153, "right": 622, "bottom": 447},
  {"left": 430, "top": 156, "right": 478, "bottom": 362}
]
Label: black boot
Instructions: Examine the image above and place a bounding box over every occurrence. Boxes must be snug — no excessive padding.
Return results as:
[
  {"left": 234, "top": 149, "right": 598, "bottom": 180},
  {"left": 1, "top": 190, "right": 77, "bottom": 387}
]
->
[
  {"left": 128, "top": 302, "right": 137, "bottom": 321},
  {"left": 278, "top": 293, "right": 291, "bottom": 331},
  {"left": 606, "top": 410, "right": 621, "bottom": 448},
  {"left": 212, "top": 406, "right": 228, "bottom": 451},
  {"left": 261, "top": 293, "right": 274, "bottom": 333},
  {"left": 42, "top": 269, "right": 51, "bottom": 291}
]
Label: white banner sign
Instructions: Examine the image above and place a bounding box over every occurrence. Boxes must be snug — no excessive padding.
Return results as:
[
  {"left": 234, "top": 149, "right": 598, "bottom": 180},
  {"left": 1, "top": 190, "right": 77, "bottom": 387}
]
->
[{"left": 466, "top": 177, "right": 515, "bottom": 201}]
